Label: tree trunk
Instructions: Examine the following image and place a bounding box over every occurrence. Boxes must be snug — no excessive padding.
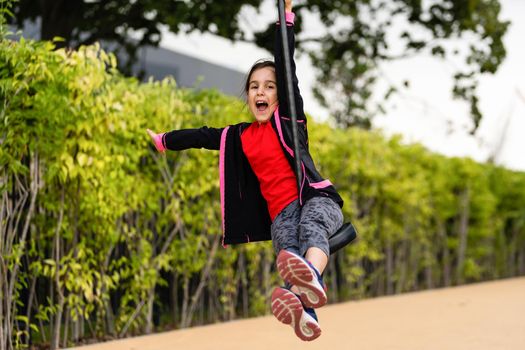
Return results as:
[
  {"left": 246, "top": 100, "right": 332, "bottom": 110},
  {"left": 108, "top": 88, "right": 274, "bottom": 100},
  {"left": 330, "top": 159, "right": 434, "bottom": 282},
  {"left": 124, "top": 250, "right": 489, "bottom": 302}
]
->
[
  {"left": 456, "top": 188, "right": 470, "bottom": 284},
  {"left": 385, "top": 238, "right": 394, "bottom": 295},
  {"left": 356, "top": 260, "right": 365, "bottom": 297},
  {"left": 39, "top": 0, "right": 83, "bottom": 45},
  {"left": 199, "top": 292, "right": 204, "bottom": 325},
  {"left": 145, "top": 287, "right": 155, "bottom": 334},
  {"left": 328, "top": 257, "right": 338, "bottom": 303},
  {"left": 72, "top": 317, "right": 79, "bottom": 344},
  {"left": 171, "top": 271, "right": 179, "bottom": 325},
  {"left": 0, "top": 279, "right": 4, "bottom": 350},
  {"left": 180, "top": 234, "right": 220, "bottom": 328},
  {"left": 104, "top": 293, "right": 116, "bottom": 337},
  {"left": 180, "top": 275, "right": 190, "bottom": 328},
  {"left": 62, "top": 306, "right": 69, "bottom": 348},
  {"left": 50, "top": 189, "right": 65, "bottom": 350},
  {"left": 410, "top": 241, "right": 420, "bottom": 291},
  {"left": 79, "top": 312, "right": 85, "bottom": 340},
  {"left": 238, "top": 253, "right": 248, "bottom": 318},
  {"left": 208, "top": 289, "right": 215, "bottom": 323},
  {"left": 0, "top": 171, "right": 7, "bottom": 350},
  {"left": 263, "top": 251, "right": 272, "bottom": 306},
  {"left": 438, "top": 220, "right": 451, "bottom": 287},
  {"left": 425, "top": 246, "right": 433, "bottom": 289},
  {"left": 508, "top": 228, "right": 519, "bottom": 276},
  {"left": 518, "top": 248, "right": 525, "bottom": 275},
  {"left": 2, "top": 152, "right": 40, "bottom": 350},
  {"left": 395, "top": 240, "right": 407, "bottom": 294},
  {"left": 24, "top": 275, "right": 38, "bottom": 346}
]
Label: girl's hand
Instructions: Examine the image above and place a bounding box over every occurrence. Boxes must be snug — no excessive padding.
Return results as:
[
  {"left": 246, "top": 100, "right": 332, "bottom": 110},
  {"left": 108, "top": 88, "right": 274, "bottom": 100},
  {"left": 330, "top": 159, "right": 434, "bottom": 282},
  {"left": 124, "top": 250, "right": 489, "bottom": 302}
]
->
[
  {"left": 285, "top": 0, "right": 292, "bottom": 12},
  {"left": 147, "top": 129, "right": 166, "bottom": 153}
]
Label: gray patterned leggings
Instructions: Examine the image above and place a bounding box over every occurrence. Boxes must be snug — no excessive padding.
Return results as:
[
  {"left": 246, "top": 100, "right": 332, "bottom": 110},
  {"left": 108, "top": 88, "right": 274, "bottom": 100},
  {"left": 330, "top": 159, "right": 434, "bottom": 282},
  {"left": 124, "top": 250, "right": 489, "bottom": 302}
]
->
[{"left": 270, "top": 196, "right": 344, "bottom": 258}]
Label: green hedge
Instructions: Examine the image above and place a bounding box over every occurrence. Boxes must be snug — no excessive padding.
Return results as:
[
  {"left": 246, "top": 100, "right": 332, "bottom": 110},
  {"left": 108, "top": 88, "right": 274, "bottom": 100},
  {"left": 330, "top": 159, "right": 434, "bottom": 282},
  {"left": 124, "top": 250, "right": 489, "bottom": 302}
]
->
[{"left": 1, "top": 37, "right": 524, "bottom": 349}]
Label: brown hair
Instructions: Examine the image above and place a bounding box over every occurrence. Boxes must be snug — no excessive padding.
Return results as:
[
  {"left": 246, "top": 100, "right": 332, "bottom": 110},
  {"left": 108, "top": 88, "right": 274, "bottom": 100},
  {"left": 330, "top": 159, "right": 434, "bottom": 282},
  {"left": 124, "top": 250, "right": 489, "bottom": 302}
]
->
[{"left": 243, "top": 59, "right": 276, "bottom": 93}]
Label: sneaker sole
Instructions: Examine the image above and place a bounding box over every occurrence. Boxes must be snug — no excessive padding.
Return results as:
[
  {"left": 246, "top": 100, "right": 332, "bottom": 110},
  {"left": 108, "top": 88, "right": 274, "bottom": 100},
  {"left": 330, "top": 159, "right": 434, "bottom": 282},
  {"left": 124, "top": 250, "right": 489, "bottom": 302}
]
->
[
  {"left": 276, "top": 250, "right": 327, "bottom": 308},
  {"left": 271, "top": 287, "right": 321, "bottom": 341}
]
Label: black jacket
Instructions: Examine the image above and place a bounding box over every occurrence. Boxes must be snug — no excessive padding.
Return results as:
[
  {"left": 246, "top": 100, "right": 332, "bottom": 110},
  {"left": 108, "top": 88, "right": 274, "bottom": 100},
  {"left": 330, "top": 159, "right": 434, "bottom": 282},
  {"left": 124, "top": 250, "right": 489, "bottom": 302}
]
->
[{"left": 163, "top": 18, "right": 343, "bottom": 246}]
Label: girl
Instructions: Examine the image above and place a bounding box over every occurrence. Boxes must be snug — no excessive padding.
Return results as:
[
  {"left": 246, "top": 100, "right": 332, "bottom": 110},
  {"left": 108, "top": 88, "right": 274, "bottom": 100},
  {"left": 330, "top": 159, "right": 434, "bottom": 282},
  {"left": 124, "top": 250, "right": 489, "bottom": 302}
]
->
[{"left": 147, "top": 0, "right": 343, "bottom": 341}]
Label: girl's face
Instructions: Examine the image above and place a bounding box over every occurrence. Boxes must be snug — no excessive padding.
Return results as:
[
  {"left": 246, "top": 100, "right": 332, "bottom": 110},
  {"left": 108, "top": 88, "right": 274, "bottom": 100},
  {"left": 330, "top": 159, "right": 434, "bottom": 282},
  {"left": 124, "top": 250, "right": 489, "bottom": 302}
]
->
[{"left": 247, "top": 67, "right": 278, "bottom": 123}]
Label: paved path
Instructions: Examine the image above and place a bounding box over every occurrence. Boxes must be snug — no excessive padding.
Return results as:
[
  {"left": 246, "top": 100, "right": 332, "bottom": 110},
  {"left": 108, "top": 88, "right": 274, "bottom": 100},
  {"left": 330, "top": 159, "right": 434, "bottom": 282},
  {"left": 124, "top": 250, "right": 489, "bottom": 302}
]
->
[{"left": 70, "top": 277, "right": 525, "bottom": 350}]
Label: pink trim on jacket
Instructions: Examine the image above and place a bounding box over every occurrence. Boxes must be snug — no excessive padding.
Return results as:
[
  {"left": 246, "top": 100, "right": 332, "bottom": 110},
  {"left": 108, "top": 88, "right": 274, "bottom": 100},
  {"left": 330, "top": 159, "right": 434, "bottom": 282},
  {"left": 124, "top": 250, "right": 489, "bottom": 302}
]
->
[
  {"left": 219, "top": 126, "right": 230, "bottom": 247},
  {"left": 280, "top": 116, "right": 304, "bottom": 123},
  {"left": 310, "top": 179, "right": 333, "bottom": 189},
  {"left": 274, "top": 108, "right": 294, "bottom": 157}
]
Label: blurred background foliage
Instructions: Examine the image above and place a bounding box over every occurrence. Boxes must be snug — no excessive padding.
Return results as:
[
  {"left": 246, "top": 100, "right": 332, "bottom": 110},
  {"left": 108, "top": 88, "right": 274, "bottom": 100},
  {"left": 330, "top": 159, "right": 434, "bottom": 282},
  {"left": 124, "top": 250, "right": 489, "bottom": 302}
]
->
[{"left": 8, "top": 0, "right": 509, "bottom": 132}]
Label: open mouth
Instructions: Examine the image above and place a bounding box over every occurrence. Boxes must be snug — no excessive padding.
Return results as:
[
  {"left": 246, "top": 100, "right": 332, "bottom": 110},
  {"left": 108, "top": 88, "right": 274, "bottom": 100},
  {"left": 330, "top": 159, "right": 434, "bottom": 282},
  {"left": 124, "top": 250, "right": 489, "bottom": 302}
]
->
[{"left": 256, "top": 101, "right": 269, "bottom": 112}]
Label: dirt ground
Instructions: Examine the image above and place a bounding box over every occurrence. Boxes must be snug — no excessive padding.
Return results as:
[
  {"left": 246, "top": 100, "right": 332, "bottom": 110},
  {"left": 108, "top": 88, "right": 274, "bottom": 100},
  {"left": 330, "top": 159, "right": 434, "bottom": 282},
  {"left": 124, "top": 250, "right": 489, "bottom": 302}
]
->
[{"left": 69, "top": 277, "right": 525, "bottom": 350}]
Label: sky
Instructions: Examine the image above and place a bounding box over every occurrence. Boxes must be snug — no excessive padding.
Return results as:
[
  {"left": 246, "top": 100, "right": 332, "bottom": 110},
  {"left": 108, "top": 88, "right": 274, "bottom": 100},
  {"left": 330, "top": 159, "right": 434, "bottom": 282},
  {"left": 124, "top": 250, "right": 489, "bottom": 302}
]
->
[{"left": 159, "top": 0, "right": 525, "bottom": 172}]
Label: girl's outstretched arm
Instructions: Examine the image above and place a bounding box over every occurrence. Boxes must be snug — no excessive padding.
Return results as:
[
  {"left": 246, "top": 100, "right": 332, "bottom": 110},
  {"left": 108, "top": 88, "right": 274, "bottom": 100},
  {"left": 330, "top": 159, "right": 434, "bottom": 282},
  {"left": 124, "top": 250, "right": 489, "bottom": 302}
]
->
[
  {"left": 146, "top": 127, "right": 224, "bottom": 152},
  {"left": 275, "top": 0, "right": 305, "bottom": 121},
  {"left": 285, "top": 0, "right": 292, "bottom": 12}
]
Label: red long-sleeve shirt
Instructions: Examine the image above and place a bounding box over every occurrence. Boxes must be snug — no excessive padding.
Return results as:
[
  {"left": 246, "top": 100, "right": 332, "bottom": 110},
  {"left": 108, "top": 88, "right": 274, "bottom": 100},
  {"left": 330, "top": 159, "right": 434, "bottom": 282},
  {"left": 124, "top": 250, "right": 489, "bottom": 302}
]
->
[{"left": 241, "top": 121, "right": 298, "bottom": 221}]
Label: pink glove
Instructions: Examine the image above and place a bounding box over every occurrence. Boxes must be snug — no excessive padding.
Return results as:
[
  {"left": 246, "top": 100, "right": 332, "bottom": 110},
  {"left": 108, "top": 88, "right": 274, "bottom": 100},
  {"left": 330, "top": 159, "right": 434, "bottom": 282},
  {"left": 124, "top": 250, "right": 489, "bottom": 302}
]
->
[{"left": 147, "top": 129, "right": 166, "bottom": 152}]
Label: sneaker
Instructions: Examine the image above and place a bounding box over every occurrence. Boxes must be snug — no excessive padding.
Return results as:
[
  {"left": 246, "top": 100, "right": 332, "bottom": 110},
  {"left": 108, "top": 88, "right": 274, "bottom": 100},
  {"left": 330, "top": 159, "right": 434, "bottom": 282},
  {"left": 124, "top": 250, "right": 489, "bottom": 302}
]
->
[
  {"left": 276, "top": 250, "right": 327, "bottom": 308},
  {"left": 271, "top": 287, "right": 321, "bottom": 341}
]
